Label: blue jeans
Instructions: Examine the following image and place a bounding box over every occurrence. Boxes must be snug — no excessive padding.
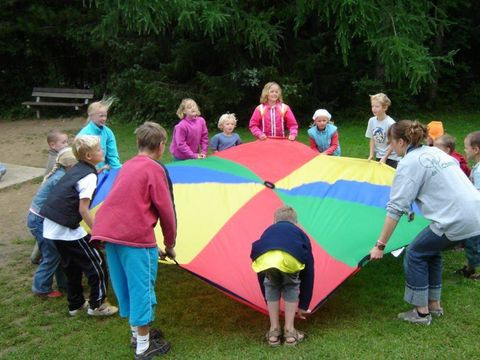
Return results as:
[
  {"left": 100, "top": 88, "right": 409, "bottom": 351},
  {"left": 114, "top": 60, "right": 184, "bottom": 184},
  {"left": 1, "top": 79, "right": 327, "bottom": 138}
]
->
[
  {"left": 403, "top": 226, "right": 455, "bottom": 307},
  {"left": 464, "top": 235, "right": 480, "bottom": 268},
  {"left": 27, "top": 212, "right": 67, "bottom": 293}
]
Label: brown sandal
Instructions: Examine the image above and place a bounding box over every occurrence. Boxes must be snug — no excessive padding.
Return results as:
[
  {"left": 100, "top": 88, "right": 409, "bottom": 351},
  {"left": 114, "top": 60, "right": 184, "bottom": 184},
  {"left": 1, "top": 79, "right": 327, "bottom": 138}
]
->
[
  {"left": 265, "top": 328, "right": 282, "bottom": 347},
  {"left": 283, "top": 329, "right": 305, "bottom": 346}
]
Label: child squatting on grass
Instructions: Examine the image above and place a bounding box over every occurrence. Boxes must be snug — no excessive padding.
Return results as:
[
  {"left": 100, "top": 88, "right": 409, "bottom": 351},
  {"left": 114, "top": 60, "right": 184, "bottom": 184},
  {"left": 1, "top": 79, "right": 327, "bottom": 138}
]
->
[
  {"left": 40, "top": 135, "right": 118, "bottom": 317},
  {"left": 92, "top": 122, "right": 177, "bottom": 359},
  {"left": 210, "top": 113, "right": 242, "bottom": 152},
  {"left": 250, "top": 206, "right": 314, "bottom": 346},
  {"left": 369, "top": 120, "right": 480, "bottom": 325}
]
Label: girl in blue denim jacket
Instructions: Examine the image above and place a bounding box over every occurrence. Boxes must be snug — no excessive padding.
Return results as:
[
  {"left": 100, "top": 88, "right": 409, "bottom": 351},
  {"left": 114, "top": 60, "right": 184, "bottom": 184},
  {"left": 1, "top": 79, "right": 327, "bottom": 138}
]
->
[{"left": 28, "top": 148, "right": 77, "bottom": 297}]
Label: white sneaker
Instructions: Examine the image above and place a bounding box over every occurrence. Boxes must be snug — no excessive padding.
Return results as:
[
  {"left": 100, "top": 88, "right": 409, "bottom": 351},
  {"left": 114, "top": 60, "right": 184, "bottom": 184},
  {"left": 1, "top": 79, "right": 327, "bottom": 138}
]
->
[
  {"left": 69, "top": 300, "right": 89, "bottom": 316},
  {"left": 397, "top": 308, "right": 432, "bottom": 325},
  {"left": 87, "top": 302, "right": 118, "bottom": 316}
]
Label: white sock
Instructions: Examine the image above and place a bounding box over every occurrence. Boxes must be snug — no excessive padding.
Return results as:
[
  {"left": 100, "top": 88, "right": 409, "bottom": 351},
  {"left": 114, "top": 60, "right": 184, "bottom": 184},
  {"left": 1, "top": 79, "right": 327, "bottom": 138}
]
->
[
  {"left": 136, "top": 333, "right": 150, "bottom": 355},
  {"left": 130, "top": 325, "right": 138, "bottom": 339}
]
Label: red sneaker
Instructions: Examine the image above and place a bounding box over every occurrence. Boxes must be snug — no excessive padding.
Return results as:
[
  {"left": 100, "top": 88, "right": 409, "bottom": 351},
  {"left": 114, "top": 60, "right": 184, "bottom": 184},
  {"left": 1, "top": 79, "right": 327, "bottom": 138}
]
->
[
  {"left": 47, "top": 290, "right": 63, "bottom": 298},
  {"left": 35, "top": 290, "right": 63, "bottom": 298}
]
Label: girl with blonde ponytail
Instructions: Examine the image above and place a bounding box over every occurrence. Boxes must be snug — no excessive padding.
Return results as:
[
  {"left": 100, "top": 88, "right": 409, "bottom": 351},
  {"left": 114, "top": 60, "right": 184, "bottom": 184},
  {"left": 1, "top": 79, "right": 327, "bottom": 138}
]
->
[
  {"left": 369, "top": 120, "right": 480, "bottom": 325},
  {"left": 28, "top": 148, "right": 78, "bottom": 297}
]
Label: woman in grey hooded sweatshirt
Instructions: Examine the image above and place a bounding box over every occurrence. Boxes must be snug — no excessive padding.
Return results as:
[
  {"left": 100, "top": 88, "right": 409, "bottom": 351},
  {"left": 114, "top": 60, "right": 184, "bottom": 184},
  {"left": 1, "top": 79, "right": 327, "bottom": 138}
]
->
[{"left": 369, "top": 120, "right": 480, "bottom": 325}]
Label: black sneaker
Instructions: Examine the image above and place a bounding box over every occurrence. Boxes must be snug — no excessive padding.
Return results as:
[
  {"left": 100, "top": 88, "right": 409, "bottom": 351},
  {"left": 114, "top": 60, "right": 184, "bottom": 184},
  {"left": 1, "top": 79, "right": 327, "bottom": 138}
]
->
[
  {"left": 134, "top": 339, "right": 170, "bottom": 359},
  {"left": 455, "top": 266, "right": 475, "bottom": 278},
  {"left": 131, "top": 328, "right": 164, "bottom": 348}
]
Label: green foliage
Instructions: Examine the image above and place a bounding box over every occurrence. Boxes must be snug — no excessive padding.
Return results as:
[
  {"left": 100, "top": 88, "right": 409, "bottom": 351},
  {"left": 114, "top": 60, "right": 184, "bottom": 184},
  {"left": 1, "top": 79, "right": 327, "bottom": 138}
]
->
[
  {"left": 1, "top": 0, "right": 479, "bottom": 122},
  {"left": 107, "top": 66, "right": 191, "bottom": 126}
]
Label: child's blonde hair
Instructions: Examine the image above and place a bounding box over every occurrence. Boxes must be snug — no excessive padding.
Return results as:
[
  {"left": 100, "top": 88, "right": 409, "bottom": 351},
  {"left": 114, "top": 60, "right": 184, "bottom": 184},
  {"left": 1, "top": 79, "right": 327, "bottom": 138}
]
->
[
  {"left": 135, "top": 122, "right": 167, "bottom": 151},
  {"left": 73, "top": 135, "right": 100, "bottom": 161},
  {"left": 176, "top": 98, "right": 201, "bottom": 119},
  {"left": 369, "top": 93, "right": 391, "bottom": 109},
  {"left": 260, "top": 82, "right": 283, "bottom": 103},
  {"left": 46, "top": 129, "right": 67, "bottom": 145},
  {"left": 435, "top": 134, "right": 456, "bottom": 152},
  {"left": 87, "top": 96, "right": 115, "bottom": 118},
  {"left": 466, "top": 131, "right": 480, "bottom": 149},
  {"left": 274, "top": 206, "right": 298, "bottom": 224},
  {"left": 44, "top": 147, "right": 78, "bottom": 182},
  {"left": 217, "top": 113, "right": 237, "bottom": 130}
]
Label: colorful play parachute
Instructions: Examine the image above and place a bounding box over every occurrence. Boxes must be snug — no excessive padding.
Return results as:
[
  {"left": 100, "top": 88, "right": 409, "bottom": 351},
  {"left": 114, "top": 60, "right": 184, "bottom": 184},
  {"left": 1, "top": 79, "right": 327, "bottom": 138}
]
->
[{"left": 92, "top": 139, "right": 428, "bottom": 314}]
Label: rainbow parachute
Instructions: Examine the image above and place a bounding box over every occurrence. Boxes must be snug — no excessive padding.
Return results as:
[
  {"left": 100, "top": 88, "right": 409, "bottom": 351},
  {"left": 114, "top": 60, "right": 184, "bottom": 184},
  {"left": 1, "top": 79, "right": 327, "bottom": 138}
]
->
[{"left": 92, "top": 139, "right": 428, "bottom": 314}]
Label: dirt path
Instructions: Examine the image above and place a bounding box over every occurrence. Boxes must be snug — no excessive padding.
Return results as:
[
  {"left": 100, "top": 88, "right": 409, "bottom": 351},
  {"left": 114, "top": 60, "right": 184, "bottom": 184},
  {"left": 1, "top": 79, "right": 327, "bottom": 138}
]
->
[{"left": 0, "top": 117, "right": 86, "bottom": 266}]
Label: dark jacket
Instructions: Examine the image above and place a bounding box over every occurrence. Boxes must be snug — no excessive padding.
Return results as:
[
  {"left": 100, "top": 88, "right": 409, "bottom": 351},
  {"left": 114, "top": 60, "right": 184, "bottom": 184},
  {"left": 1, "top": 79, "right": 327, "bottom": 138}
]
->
[
  {"left": 250, "top": 221, "right": 315, "bottom": 310},
  {"left": 40, "top": 161, "right": 97, "bottom": 229}
]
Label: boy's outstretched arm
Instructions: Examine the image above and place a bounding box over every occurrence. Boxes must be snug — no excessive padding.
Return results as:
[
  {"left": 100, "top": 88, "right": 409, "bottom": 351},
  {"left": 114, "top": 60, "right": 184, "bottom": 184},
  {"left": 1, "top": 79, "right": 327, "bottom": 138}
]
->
[
  {"left": 298, "top": 232, "right": 315, "bottom": 312},
  {"left": 151, "top": 166, "right": 177, "bottom": 251}
]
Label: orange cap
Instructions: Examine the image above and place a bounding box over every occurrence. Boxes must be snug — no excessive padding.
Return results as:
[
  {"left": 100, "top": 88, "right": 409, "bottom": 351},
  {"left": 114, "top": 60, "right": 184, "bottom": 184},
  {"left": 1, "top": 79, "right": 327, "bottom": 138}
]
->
[{"left": 427, "top": 121, "right": 444, "bottom": 140}]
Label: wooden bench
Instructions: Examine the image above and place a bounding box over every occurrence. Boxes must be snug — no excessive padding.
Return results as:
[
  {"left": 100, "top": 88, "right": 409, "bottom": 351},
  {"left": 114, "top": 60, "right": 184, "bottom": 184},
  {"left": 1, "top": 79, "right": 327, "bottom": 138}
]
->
[{"left": 22, "top": 87, "right": 94, "bottom": 118}]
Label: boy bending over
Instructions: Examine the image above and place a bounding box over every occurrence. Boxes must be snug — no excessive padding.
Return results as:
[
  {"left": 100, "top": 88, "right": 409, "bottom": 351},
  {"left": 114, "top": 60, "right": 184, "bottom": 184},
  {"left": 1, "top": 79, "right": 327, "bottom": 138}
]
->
[
  {"left": 250, "top": 206, "right": 314, "bottom": 346},
  {"left": 92, "top": 122, "right": 177, "bottom": 359}
]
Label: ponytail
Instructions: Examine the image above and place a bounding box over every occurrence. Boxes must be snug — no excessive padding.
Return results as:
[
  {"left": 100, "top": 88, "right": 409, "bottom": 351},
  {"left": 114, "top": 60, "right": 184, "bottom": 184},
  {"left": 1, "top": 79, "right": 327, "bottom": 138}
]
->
[
  {"left": 388, "top": 120, "right": 427, "bottom": 148},
  {"left": 42, "top": 147, "right": 78, "bottom": 183}
]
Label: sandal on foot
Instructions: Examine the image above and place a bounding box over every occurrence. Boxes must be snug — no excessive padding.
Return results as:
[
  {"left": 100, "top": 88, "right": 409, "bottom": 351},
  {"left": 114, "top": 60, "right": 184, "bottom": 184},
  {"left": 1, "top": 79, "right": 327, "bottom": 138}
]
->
[
  {"left": 265, "top": 329, "right": 281, "bottom": 347},
  {"left": 283, "top": 329, "right": 305, "bottom": 346}
]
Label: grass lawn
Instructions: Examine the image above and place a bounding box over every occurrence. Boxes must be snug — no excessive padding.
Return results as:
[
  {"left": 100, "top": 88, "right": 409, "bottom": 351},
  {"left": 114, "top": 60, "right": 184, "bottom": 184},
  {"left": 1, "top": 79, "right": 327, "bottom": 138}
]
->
[{"left": 2, "top": 112, "right": 479, "bottom": 359}]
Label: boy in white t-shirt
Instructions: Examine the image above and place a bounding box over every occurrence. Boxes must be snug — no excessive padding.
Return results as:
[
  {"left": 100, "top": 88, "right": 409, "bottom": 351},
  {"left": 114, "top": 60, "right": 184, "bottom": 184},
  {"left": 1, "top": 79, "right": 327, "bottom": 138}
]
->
[
  {"left": 365, "top": 93, "right": 400, "bottom": 168},
  {"left": 40, "top": 135, "right": 118, "bottom": 317}
]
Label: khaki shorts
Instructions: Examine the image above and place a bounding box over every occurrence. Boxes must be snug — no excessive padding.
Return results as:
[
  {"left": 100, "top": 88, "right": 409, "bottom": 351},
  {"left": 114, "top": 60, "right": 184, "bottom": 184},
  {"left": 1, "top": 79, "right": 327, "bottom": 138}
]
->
[{"left": 263, "top": 268, "right": 300, "bottom": 303}]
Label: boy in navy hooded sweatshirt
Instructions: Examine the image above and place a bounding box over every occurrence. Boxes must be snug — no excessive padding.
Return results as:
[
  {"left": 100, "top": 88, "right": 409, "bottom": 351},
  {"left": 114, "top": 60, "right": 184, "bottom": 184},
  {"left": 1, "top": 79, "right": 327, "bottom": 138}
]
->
[{"left": 250, "top": 206, "right": 314, "bottom": 347}]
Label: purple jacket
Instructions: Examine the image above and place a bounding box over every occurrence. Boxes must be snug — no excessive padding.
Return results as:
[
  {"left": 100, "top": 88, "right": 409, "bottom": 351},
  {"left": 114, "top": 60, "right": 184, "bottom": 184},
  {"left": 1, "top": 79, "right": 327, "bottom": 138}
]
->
[{"left": 169, "top": 116, "right": 209, "bottom": 159}]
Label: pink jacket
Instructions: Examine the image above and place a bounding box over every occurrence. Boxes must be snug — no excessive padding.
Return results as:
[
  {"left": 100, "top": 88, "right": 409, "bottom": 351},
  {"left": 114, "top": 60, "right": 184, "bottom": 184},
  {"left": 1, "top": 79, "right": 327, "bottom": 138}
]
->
[
  {"left": 170, "top": 116, "right": 209, "bottom": 159},
  {"left": 249, "top": 102, "right": 298, "bottom": 139}
]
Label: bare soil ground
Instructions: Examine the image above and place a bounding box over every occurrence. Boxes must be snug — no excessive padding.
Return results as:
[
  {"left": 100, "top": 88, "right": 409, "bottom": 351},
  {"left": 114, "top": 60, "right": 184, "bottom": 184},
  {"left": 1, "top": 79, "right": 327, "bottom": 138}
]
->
[{"left": 0, "top": 117, "right": 86, "bottom": 267}]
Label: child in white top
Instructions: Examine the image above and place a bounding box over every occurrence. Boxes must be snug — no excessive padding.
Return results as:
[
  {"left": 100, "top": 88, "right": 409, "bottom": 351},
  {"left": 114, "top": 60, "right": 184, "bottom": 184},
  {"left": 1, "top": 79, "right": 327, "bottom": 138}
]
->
[
  {"left": 40, "top": 135, "right": 118, "bottom": 317},
  {"left": 365, "top": 93, "right": 400, "bottom": 168},
  {"left": 210, "top": 113, "right": 242, "bottom": 152}
]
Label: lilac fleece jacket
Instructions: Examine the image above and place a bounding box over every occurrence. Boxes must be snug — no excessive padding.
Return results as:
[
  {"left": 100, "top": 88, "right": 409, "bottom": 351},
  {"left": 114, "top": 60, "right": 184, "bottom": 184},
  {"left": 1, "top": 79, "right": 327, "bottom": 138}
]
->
[{"left": 170, "top": 116, "right": 209, "bottom": 160}]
